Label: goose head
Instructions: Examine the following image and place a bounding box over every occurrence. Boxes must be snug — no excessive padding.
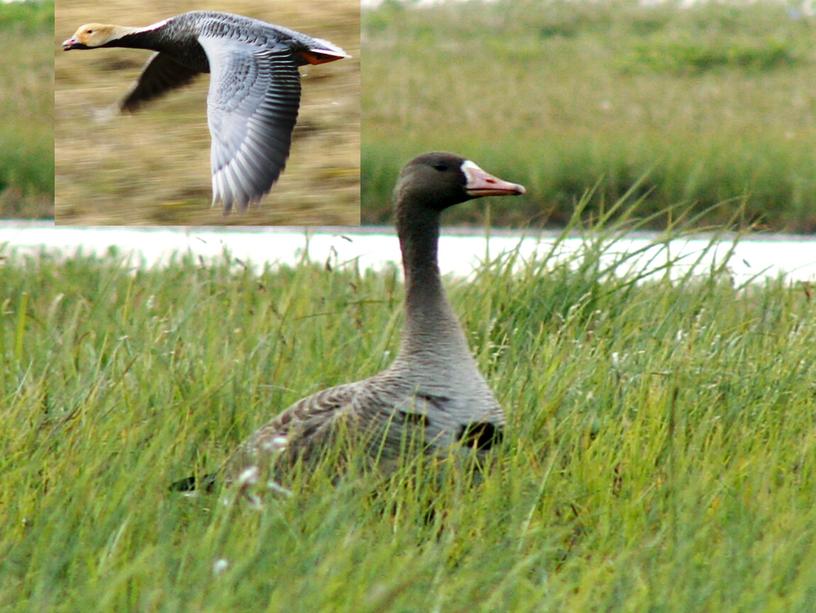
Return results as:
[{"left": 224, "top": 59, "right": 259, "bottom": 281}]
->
[
  {"left": 395, "top": 152, "right": 526, "bottom": 212},
  {"left": 62, "top": 24, "right": 126, "bottom": 50}
]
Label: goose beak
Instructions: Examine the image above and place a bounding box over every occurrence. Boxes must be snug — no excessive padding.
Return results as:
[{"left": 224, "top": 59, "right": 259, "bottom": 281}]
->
[
  {"left": 62, "top": 38, "right": 80, "bottom": 50},
  {"left": 462, "top": 161, "right": 526, "bottom": 197}
]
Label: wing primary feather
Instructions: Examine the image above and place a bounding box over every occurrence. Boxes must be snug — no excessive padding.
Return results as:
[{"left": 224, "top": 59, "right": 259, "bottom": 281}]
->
[{"left": 200, "top": 37, "right": 301, "bottom": 209}]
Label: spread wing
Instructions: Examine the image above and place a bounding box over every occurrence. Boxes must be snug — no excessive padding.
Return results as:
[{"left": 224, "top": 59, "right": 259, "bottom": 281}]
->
[
  {"left": 198, "top": 36, "right": 301, "bottom": 212},
  {"left": 120, "top": 52, "right": 203, "bottom": 113}
]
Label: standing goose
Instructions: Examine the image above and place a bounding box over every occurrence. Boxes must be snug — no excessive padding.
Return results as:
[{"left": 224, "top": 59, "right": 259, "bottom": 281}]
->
[
  {"left": 173, "top": 152, "right": 525, "bottom": 494},
  {"left": 62, "top": 11, "right": 348, "bottom": 212}
]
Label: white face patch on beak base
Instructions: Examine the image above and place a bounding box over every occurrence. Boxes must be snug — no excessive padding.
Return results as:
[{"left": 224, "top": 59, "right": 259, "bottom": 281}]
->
[{"left": 461, "top": 160, "right": 526, "bottom": 197}]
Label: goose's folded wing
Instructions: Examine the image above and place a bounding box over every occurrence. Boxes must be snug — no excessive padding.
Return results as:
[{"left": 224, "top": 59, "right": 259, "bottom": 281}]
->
[
  {"left": 120, "top": 52, "right": 202, "bottom": 112},
  {"left": 198, "top": 37, "right": 301, "bottom": 211},
  {"left": 222, "top": 383, "right": 359, "bottom": 483},
  {"left": 250, "top": 384, "right": 358, "bottom": 451}
]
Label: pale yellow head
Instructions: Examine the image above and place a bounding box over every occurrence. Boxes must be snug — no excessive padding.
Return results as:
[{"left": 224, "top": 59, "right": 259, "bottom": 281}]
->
[{"left": 62, "top": 24, "right": 129, "bottom": 50}]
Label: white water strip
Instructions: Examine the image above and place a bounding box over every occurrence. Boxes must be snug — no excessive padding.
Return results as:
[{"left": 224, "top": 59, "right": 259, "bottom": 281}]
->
[{"left": 1, "top": 222, "right": 814, "bottom": 284}]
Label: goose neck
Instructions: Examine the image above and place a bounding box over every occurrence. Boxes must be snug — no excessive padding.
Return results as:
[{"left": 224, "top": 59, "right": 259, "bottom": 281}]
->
[
  {"left": 397, "top": 204, "right": 444, "bottom": 304},
  {"left": 396, "top": 203, "right": 469, "bottom": 361},
  {"left": 109, "top": 24, "right": 166, "bottom": 50}
]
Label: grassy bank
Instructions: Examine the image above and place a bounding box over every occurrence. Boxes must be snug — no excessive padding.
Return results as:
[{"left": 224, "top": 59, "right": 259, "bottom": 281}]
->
[
  {"left": 0, "top": 0, "right": 54, "bottom": 219},
  {"left": 362, "top": 1, "right": 816, "bottom": 232},
  {"left": 2, "top": 213, "right": 815, "bottom": 608}
]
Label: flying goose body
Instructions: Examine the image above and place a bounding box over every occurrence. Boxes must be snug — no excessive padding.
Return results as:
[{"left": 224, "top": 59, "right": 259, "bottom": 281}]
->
[
  {"left": 63, "top": 11, "right": 348, "bottom": 211},
  {"left": 174, "top": 152, "right": 525, "bottom": 493}
]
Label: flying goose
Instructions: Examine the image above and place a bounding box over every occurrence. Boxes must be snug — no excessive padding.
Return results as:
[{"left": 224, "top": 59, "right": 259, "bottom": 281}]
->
[
  {"left": 173, "top": 152, "right": 525, "bottom": 494},
  {"left": 62, "top": 11, "right": 348, "bottom": 212}
]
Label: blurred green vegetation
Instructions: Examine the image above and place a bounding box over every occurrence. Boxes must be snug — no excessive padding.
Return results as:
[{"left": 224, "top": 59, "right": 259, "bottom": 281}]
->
[
  {"left": 0, "top": 0, "right": 54, "bottom": 218},
  {"left": 2, "top": 203, "right": 815, "bottom": 608},
  {"left": 362, "top": 0, "right": 816, "bottom": 231},
  {"left": 0, "top": 0, "right": 52, "bottom": 30}
]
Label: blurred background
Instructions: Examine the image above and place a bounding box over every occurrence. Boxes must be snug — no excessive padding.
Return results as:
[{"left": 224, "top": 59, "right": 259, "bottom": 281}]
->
[
  {"left": 3, "top": 0, "right": 814, "bottom": 232},
  {"left": 0, "top": 0, "right": 53, "bottom": 219},
  {"left": 362, "top": 0, "right": 816, "bottom": 232},
  {"left": 55, "top": 0, "right": 359, "bottom": 225}
]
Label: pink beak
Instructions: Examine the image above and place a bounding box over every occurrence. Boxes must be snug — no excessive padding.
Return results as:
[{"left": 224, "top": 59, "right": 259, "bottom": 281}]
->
[{"left": 462, "top": 160, "right": 526, "bottom": 197}]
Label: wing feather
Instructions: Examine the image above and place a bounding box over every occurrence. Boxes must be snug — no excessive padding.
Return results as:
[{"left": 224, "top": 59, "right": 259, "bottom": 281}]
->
[
  {"left": 198, "top": 37, "right": 301, "bottom": 211},
  {"left": 120, "top": 52, "right": 202, "bottom": 113},
  {"left": 222, "top": 383, "right": 359, "bottom": 482}
]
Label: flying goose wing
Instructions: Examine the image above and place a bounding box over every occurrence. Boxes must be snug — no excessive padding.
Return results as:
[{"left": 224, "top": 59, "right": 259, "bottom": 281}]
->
[
  {"left": 120, "top": 52, "right": 203, "bottom": 113},
  {"left": 198, "top": 37, "right": 301, "bottom": 212}
]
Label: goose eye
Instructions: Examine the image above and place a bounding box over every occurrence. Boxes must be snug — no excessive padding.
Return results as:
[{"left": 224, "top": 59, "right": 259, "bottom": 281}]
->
[
  {"left": 431, "top": 163, "right": 448, "bottom": 172},
  {"left": 86, "top": 29, "right": 94, "bottom": 34}
]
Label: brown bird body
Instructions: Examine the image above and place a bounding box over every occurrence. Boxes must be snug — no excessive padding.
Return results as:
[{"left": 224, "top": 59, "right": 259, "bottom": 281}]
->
[{"left": 173, "top": 152, "right": 526, "bottom": 494}]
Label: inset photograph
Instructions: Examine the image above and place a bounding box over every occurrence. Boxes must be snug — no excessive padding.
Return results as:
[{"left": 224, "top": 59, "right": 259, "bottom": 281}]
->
[{"left": 56, "top": 0, "right": 359, "bottom": 225}]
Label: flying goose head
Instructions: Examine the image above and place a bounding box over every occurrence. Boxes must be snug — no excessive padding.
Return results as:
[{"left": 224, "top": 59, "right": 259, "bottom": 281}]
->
[
  {"left": 62, "top": 23, "right": 142, "bottom": 50},
  {"left": 396, "top": 152, "right": 525, "bottom": 213}
]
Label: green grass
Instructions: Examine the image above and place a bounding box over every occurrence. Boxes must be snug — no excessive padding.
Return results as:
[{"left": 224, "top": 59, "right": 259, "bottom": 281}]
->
[
  {"left": 362, "top": 0, "right": 816, "bottom": 232},
  {"left": 0, "top": 0, "right": 54, "bottom": 219},
  {"left": 2, "top": 206, "right": 815, "bottom": 609}
]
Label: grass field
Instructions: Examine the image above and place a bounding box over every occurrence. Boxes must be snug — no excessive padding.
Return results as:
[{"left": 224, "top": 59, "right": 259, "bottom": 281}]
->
[
  {"left": 0, "top": 0, "right": 54, "bottom": 219},
  {"left": 362, "top": 0, "right": 816, "bottom": 232},
  {"left": 55, "top": 0, "right": 359, "bottom": 225},
  {"left": 2, "top": 204, "right": 815, "bottom": 609}
]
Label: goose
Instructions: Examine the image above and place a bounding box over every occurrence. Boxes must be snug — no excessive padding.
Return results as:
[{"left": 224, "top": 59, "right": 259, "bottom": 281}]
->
[
  {"left": 62, "top": 11, "right": 348, "bottom": 212},
  {"left": 172, "top": 152, "right": 525, "bottom": 494}
]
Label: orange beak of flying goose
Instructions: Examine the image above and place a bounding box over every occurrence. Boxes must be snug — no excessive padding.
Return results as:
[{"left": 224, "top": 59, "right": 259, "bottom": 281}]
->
[{"left": 462, "top": 160, "right": 526, "bottom": 197}]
